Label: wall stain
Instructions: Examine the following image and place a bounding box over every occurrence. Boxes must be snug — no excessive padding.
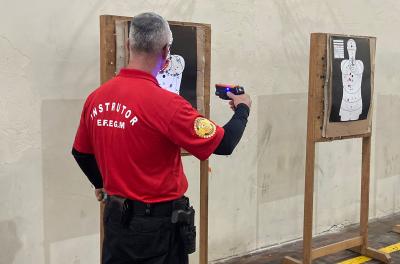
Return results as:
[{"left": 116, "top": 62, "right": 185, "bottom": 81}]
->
[
  {"left": 257, "top": 123, "right": 272, "bottom": 162},
  {"left": 257, "top": 93, "right": 307, "bottom": 203},
  {"left": 0, "top": 220, "right": 23, "bottom": 264}
]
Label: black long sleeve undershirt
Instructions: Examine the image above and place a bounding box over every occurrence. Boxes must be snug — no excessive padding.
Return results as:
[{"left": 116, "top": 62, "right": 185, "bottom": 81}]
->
[
  {"left": 71, "top": 148, "right": 103, "bottom": 189},
  {"left": 72, "top": 104, "right": 249, "bottom": 186},
  {"left": 213, "top": 103, "right": 250, "bottom": 155}
]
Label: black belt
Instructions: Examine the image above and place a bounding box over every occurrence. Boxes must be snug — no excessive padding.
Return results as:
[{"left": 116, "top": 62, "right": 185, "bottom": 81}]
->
[{"left": 107, "top": 195, "right": 189, "bottom": 218}]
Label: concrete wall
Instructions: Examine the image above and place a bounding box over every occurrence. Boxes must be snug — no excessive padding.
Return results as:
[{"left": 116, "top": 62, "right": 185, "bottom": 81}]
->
[{"left": 1, "top": 0, "right": 400, "bottom": 263}]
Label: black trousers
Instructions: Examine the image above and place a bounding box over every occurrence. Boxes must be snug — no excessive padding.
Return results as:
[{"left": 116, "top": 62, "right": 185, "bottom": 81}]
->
[{"left": 102, "top": 198, "right": 189, "bottom": 264}]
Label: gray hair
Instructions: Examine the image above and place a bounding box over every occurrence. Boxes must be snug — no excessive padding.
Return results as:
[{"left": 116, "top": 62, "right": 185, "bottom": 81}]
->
[{"left": 129, "top": 12, "right": 172, "bottom": 54}]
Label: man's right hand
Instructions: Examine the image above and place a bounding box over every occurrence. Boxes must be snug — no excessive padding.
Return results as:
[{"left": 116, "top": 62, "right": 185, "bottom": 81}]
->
[
  {"left": 95, "top": 188, "right": 106, "bottom": 202},
  {"left": 227, "top": 92, "right": 252, "bottom": 111}
]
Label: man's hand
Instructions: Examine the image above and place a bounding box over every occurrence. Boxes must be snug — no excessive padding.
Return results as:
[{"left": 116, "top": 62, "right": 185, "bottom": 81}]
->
[
  {"left": 227, "top": 92, "right": 252, "bottom": 111},
  {"left": 95, "top": 188, "right": 106, "bottom": 202}
]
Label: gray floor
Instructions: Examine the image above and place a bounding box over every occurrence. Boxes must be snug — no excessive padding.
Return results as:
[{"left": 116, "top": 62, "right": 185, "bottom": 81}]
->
[{"left": 217, "top": 214, "right": 400, "bottom": 264}]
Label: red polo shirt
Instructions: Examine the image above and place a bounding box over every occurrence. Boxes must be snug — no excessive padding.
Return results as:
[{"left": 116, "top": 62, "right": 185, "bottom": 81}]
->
[{"left": 73, "top": 68, "right": 224, "bottom": 203}]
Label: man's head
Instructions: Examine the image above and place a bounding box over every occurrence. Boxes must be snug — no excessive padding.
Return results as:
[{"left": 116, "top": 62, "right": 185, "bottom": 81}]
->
[{"left": 128, "top": 12, "right": 172, "bottom": 73}]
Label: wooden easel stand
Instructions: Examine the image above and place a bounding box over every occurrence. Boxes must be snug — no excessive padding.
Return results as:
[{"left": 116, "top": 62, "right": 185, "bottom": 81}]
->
[{"left": 283, "top": 33, "right": 390, "bottom": 264}]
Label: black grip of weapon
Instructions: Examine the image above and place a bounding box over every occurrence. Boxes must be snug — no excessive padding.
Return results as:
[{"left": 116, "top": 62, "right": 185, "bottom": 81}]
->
[{"left": 215, "top": 85, "right": 245, "bottom": 100}]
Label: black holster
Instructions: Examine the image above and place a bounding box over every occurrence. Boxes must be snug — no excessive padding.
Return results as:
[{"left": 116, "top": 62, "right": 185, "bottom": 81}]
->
[
  {"left": 171, "top": 197, "right": 196, "bottom": 255},
  {"left": 105, "top": 196, "right": 133, "bottom": 228}
]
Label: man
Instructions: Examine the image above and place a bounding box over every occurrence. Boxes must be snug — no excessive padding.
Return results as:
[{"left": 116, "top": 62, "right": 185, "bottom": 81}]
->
[{"left": 72, "top": 12, "right": 251, "bottom": 264}]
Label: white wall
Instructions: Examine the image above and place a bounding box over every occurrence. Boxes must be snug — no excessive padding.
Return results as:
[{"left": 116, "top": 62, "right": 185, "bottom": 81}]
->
[{"left": 1, "top": 0, "right": 400, "bottom": 263}]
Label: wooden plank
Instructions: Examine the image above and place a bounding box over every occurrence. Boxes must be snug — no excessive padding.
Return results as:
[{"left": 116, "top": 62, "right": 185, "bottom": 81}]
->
[
  {"left": 303, "top": 142, "right": 315, "bottom": 264},
  {"left": 392, "top": 225, "right": 400, "bottom": 234},
  {"left": 203, "top": 24, "right": 211, "bottom": 119},
  {"left": 99, "top": 202, "right": 104, "bottom": 263},
  {"left": 282, "top": 256, "right": 303, "bottom": 264},
  {"left": 99, "top": 15, "right": 116, "bottom": 263},
  {"left": 100, "top": 15, "right": 118, "bottom": 84},
  {"left": 199, "top": 159, "right": 209, "bottom": 264},
  {"left": 99, "top": 15, "right": 130, "bottom": 263},
  {"left": 309, "top": 33, "right": 327, "bottom": 142},
  {"left": 324, "top": 119, "right": 372, "bottom": 138},
  {"left": 199, "top": 24, "right": 211, "bottom": 264},
  {"left": 311, "top": 236, "right": 363, "bottom": 260},
  {"left": 196, "top": 26, "right": 206, "bottom": 116},
  {"left": 364, "top": 247, "right": 391, "bottom": 263},
  {"left": 302, "top": 33, "right": 326, "bottom": 264},
  {"left": 359, "top": 136, "right": 371, "bottom": 254},
  {"left": 349, "top": 246, "right": 391, "bottom": 263},
  {"left": 315, "top": 133, "right": 371, "bottom": 142}
]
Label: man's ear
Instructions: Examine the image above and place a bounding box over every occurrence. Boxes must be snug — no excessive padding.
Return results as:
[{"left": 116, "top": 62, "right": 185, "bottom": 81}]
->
[{"left": 162, "top": 44, "right": 169, "bottom": 60}]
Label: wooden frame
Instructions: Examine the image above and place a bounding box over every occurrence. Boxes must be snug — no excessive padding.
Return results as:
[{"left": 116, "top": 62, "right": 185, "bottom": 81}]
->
[
  {"left": 282, "top": 33, "right": 390, "bottom": 264},
  {"left": 392, "top": 225, "right": 400, "bottom": 234},
  {"left": 322, "top": 34, "right": 375, "bottom": 138},
  {"left": 99, "top": 15, "right": 212, "bottom": 264}
]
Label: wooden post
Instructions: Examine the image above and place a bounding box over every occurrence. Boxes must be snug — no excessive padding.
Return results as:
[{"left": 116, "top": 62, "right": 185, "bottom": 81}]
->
[
  {"left": 360, "top": 136, "right": 371, "bottom": 253},
  {"left": 200, "top": 160, "right": 209, "bottom": 264},
  {"left": 349, "top": 136, "right": 391, "bottom": 263},
  {"left": 300, "top": 32, "right": 322, "bottom": 263},
  {"left": 303, "top": 141, "right": 315, "bottom": 263},
  {"left": 99, "top": 15, "right": 117, "bottom": 262},
  {"left": 199, "top": 23, "right": 211, "bottom": 264}
]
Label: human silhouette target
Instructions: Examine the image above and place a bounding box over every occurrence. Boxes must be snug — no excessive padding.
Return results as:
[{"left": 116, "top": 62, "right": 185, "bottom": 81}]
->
[{"left": 329, "top": 36, "right": 371, "bottom": 122}]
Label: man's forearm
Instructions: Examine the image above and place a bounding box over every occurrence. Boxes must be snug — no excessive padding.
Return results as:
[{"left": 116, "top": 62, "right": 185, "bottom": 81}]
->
[
  {"left": 72, "top": 148, "right": 103, "bottom": 188},
  {"left": 214, "top": 103, "right": 249, "bottom": 155}
]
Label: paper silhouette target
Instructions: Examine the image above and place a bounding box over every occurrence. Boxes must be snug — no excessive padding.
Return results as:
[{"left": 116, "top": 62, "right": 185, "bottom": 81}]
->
[
  {"left": 321, "top": 34, "right": 375, "bottom": 138},
  {"left": 157, "top": 54, "right": 186, "bottom": 94},
  {"left": 167, "top": 25, "right": 197, "bottom": 108},
  {"left": 329, "top": 36, "right": 371, "bottom": 123},
  {"left": 339, "top": 39, "right": 365, "bottom": 121}
]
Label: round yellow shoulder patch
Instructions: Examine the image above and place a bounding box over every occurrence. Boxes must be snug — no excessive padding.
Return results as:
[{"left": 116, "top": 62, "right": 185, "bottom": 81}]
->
[{"left": 194, "top": 117, "right": 216, "bottom": 139}]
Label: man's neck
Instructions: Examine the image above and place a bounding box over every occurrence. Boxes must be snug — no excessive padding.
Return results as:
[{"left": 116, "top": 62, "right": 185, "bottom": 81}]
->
[{"left": 126, "top": 53, "right": 161, "bottom": 77}]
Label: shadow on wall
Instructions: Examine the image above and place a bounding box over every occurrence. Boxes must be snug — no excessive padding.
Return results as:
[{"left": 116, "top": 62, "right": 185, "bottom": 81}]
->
[
  {"left": 0, "top": 220, "right": 23, "bottom": 264},
  {"left": 257, "top": 93, "right": 307, "bottom": 203},
  {"left": 375, "top": 95, "right": 400, "bottom": 179},
  {"left": 41, "top": 99, "right": 99, "bottom": 264}
]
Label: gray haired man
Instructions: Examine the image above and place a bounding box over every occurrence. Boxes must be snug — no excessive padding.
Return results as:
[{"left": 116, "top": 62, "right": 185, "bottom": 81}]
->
[{"left": 72, "top": 12, "right": 251, "bottom": 264}]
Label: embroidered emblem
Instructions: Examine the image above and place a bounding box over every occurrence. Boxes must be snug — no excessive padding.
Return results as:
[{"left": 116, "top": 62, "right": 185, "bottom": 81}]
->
[{"left": 194, "top": 117, "right": 216, "bottom": 138}]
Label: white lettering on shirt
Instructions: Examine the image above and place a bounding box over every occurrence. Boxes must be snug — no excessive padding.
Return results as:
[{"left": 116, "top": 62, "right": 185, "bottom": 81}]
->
[
  {"left": 91, "top": 101, "right": 138, "bottom": 129},
  {"left": 130, "top": 116, "right": 138, "bottom": 126},
  {"left": 96, "top": 119, "right": 126, "bottom": 129},
  {"left": 91, "top": 107, "right": 97, "bottom": 120}
]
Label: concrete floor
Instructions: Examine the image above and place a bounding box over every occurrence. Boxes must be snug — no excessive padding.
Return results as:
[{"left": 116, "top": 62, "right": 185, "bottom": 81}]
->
[{"left": 217, "top": 214, "right": 400, "bottom": 264}]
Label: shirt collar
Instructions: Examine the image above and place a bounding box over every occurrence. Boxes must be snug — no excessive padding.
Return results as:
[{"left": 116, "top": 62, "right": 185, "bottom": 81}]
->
[{"left": 118, "top": 68, "right": 158, "bottom": 85}]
